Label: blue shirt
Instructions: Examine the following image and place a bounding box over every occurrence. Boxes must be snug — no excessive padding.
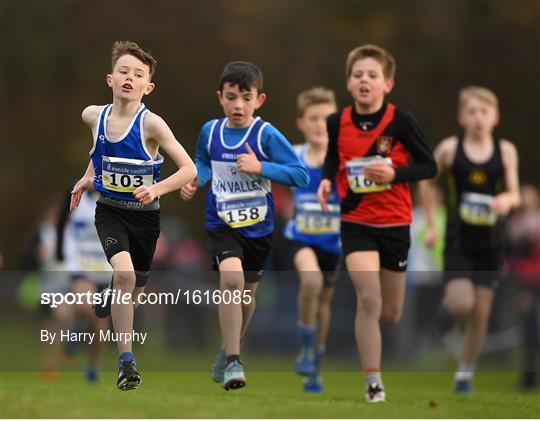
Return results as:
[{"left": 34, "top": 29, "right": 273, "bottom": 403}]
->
[
  {"left": 284, "top": 144, "right": 341, "bottom": 255},
  {"left": 90, "top": 104, "right": 163, "bottom": 202},
  {"left": 196, "top": 116, "right": 309, "bottom": 237}
]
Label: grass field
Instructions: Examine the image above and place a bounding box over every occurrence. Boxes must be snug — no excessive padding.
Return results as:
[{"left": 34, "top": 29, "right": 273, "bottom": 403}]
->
[{"left": 1, "top": 370, "right": 538, "bottom": 418}]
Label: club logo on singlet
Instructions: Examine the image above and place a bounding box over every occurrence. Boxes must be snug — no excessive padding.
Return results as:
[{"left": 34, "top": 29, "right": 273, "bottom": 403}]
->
[{"left": 376, "top": 136, "right": 393, "bottom": 156}]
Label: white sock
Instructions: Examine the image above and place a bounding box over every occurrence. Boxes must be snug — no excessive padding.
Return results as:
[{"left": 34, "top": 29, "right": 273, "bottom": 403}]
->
[{"left": 454, "top": 362, "right": 475, "bottom": 381}]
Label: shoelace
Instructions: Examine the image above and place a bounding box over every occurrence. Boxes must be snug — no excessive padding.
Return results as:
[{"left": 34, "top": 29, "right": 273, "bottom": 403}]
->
[{"left": 120, "top": 360, "right": 137, "bottom": 372}]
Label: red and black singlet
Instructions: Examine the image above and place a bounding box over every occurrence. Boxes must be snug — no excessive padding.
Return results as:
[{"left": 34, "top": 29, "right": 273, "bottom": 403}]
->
[{"left": 323, "top": 103, "right": 437, "bottom": 227}]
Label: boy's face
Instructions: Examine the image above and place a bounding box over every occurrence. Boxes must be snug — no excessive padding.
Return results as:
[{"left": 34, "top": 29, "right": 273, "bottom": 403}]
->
[
  {"left": 217, "top": 83, "right": 266, "bottom": 128},
  {"left": 297, "top": 103, "right": 336, "bottom": 147},
  {"left": 458, "top": 97, "right": 499, "bottom": 138},
  {"left": 106, "top": 54, "right": 155, "bottom": 102},
  {"left": 347, "top": 57, "right": 393, "bottom": 109}
]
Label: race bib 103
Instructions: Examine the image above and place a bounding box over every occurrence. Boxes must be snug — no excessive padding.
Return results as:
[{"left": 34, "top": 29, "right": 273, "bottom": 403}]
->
[{"left": 102, "top": 156, "right": 154, "bottom": 193}]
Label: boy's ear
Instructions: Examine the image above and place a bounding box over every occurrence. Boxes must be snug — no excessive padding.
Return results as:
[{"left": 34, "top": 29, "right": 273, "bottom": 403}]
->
[
  {"left": 255, "top": 92, "right": 267, "bottom": 109},
  {"left": 106, "top": 74, "right": 113, "bottom": 87},
  {"left": 144, "top": 82, "right": 155, "bottom": 96},
  {"left": 216, "top": 90, "right": 223, "bottom": 104},
  {"left": 296, "top": 116, "right": 305, "bottom": 132},
  {"left": 384, "top": 78, "right": 395, "bottom": 94}
]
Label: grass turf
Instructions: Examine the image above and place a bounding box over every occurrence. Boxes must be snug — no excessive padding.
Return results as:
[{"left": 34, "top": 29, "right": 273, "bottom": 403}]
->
[{"left": 1, "top": 370, "right": 538, "bottom": 418}]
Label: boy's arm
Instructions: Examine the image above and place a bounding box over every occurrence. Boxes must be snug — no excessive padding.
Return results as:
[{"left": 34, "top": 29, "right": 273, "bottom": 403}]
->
[
  {"left": 70, "top": 160, "right": 94, "bottom": 211},
  {"left": 194, "top": 123, "right": 213, "bottom": 187},
  {"left": 256, "top": 125, "right": 309, "bottom": 187},
  {"left": 136, "top": 113, "right": 197, "bottom": 205},
  {"left": 418, "top": 137, "right": 456, "bottom": 246},
  {"left": 180, "top": 122, "right": 215, "bottom": 201},
  {"left": 321, "top": 112, "right": 341, "bottom": 183},
  {"left": 71, "top": 106, "right": 102, "bottom": 211},
  {"left": 391, "top": 110, "right": 438, "bottom": 183},
  {"left": 492, "top": 140, "right": 520, "bottom": 215}
]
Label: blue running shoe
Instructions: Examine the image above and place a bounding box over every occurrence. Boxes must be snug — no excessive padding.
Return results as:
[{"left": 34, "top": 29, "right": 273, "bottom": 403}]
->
[
  {"left": 453, "top": 379, "right": 472, "bottom": 393},
  {"left": 295, "top": 348, "right": 316, "bottom": 376},
  {"left": 303, "top": 375, "right": 323, "bottom": 393}
]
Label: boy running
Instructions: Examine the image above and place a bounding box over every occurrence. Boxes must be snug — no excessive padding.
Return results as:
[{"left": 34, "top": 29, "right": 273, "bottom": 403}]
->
[
  {"left": 419, "top": 87, "right": 520, "bottom": 392},
  {"left": 180, "top": 61, "right": 309, "bottom": 390},
  {"left": 318, "top": 44, "right": 437, "bottom": 402},
  {"left": 70, "top": 41, "right": 197, "bottom": 390},
  {"left": 283, "top": 87, "right": 341, "bottom": 393}
]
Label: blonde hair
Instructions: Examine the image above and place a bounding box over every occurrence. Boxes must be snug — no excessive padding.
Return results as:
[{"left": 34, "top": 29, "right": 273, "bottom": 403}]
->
[
  {"left": 458, "top": 86, "right": 499, "bottom": 112},
  {"left": 297, "top": 87, "right": 336, "bottom": 117},
  {"left": 346, "top": 44, "right": 396, "bottom": 80}
]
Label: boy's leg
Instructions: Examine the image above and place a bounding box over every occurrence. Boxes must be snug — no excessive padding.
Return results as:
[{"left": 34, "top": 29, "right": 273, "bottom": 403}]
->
[
  {"left": 380, "top": 269, "right": 406, "bottom": 325},
  {"left": 240, "top": 281, "right": 258, "bottom": 339},
  {"left": 109, "top": 252, "right": 136, "bottom": 355},
  {"left": 346, "top": 251, "right": 382, "bottom": 380},
  {"left": 294, "top": 247, "right": 324, "bottom": 326},
  {"left": 455, "top": 284, "right": 494, "bottom": 390},
  {"left": 293, "top": 247, "right": 323, "bottom": 376},
  {"left": 315, "top": 286, "right": 335, "bottom": 350},
  {"left": 218, "top": 257, "right": 245, "bottom": 357},
  {"left": 443, "top": 278, "right": 475, "bottom": 317}
]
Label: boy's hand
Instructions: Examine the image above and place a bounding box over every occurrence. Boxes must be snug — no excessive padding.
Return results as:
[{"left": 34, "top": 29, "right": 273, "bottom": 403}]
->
[
  {"left": 134, "top": 185, "right": 158, "bottom": 205},
  {"left": 363, "top": 163, "right": 395, "bottom": 184},
  {"left": 424, "top": 224, "right": 437, "bottom": 248},
  {"left": 317, "top": 179, "right": 332, "bottom": 213},
  {"left": 180, "top": 180, "right": 199, "bottom": 201},
  {"left": 70, "top": 177, "right": 93, "bottom": 211},
  {"left": 491, "top": 193, "right": 513, "bottom": 216},
  {"left": 236, "top": 144, "right": 262, "bottom": 174}
]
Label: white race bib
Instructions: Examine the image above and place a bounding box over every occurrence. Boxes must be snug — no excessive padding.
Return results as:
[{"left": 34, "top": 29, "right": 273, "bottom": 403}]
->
[
  {"left": 459, "top": 192, "right": 497, "bottom": 226},
  {"left": 216, "top": 193, "right": 268, "bottom": 228},
  {"left": 295, "top": 202, "right": 340, "bottom": 234},
  {"left": 345, "top": 155, "right": 392, "bottom": 193},
  {"left": 102, "top": 156, "right": 153, "bottom": 193}
]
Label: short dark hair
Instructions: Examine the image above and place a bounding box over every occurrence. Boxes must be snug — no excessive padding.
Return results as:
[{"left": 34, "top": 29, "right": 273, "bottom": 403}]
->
[
  {"left": 112, "top": 40, "right": 157, "bottom": 79},
  {"left": 219, "top": 61, "right": 263, "bottom": 92}
]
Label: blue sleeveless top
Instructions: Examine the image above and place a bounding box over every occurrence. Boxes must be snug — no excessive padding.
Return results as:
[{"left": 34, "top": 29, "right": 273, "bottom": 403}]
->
[
  {"left": 205, "top": 117, "right": 274, "bottom": 238},
  {"left": 90, "top": 104, "right": 163, "bottom": 202},
  {"left": 284, "top": 144, "right": 341, "bottom": 255}
]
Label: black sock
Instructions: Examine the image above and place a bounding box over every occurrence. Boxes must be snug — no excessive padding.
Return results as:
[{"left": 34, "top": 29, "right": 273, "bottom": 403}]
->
[{"left": 226, "top": 354, "right": 241, "bottom": 365}]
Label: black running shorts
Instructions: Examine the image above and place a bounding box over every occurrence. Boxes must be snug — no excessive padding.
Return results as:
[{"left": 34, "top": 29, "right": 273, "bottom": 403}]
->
[
  {"left": 340, "top": 221, "right": 410, "bottom": 272},
  {"left": 443, "top": 247, "right": 501, "bottom": 289},
  {"left": 287, "top": 240, "right": 342, "bottom": 288},
  {"left": 206, "top": 226, "right": 273, "bottom": 283},
  {"left": 94, "top": 201, "right": 160, "bottom": 286}
]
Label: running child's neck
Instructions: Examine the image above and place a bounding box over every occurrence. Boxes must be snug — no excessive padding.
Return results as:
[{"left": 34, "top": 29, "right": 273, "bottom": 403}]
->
[
  {"left": 110, "top": 100, "right": 143, "bottom": 118},
  {"left": 354, "top": 97, "right": 384, "bottom": 115},
  {"left": 305, "top": 142, "right": 327, "bottom": 166},
  {"left": 464, "top": 131, "right": 493, "bottom": 145}
]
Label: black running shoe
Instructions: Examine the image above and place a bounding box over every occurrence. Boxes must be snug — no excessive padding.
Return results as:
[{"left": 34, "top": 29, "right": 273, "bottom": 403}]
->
[
  {"left": 117, "top": 360, "right": 141, "bottom": 391},
  {"left": 93, "top": 285, "right": 112, "bottom": 319}
]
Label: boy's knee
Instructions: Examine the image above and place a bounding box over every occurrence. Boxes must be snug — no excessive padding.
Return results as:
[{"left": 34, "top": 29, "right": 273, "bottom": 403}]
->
[
  {"left": 114, "top": 271, "right": 135, "bottom": 291},
  {"left": 358, "top": 294, "right": 381, "bottom": 316},
  {"left": 221, "top": 273, "right": 244, "bottom": 291},
  {"left": 382, "top": 306, "right": 402, "bottom": 325},
  {"left": 472, "top": 304, "right": 491, "bottom": 322},
  {"left": 446, "top": 300, "right": 473, "bottom": 317}
]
